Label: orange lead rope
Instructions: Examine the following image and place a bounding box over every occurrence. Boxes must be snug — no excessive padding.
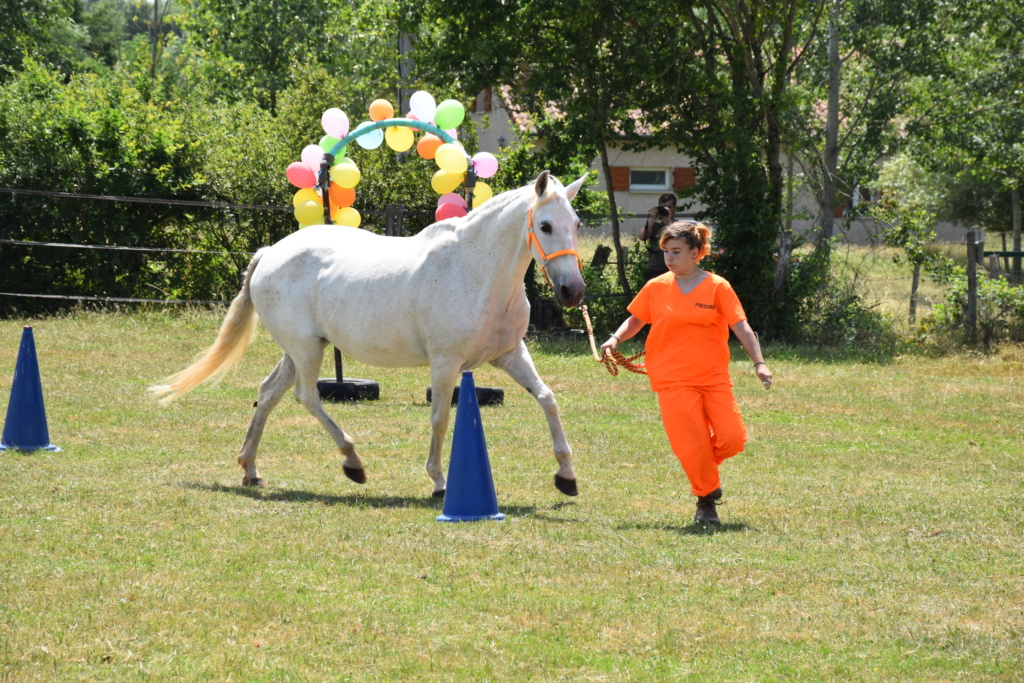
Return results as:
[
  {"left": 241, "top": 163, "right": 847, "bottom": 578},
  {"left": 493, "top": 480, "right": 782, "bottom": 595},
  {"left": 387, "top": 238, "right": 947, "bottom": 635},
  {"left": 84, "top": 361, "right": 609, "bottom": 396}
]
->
[{"left": 581, "top": 305, "right": 647, "bottom": 376}]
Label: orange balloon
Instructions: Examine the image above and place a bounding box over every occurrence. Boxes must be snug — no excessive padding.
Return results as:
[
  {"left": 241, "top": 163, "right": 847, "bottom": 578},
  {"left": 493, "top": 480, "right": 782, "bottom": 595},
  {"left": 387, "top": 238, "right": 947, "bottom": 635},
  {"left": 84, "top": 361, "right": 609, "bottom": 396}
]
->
[
  {"left": 369, "top": 99, "right": 394, "bottom": 121},
  {"left": 417, "top": 133, "right": 443, "bottom": 160},
  {"left": 328, "top": 183, "right": 356, "bottom": 208}
]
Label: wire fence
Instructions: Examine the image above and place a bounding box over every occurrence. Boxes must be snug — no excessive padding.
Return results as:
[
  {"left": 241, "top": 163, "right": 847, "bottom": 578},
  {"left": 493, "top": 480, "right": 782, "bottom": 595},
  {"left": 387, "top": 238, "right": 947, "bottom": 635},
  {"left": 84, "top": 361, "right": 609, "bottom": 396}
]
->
[{"left": 0, "top": 187, "right": 442, "bottom": 308}]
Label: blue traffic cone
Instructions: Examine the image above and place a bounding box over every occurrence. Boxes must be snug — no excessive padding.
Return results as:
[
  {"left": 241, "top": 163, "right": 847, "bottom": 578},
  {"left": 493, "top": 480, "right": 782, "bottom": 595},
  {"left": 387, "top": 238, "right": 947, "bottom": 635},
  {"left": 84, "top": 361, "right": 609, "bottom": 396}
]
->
[
  {"left": 1, "top": 326, "right": 60, "bottom": 452},
  {"left": 437, "top": 371, "right": 504, "bottom": 522}
]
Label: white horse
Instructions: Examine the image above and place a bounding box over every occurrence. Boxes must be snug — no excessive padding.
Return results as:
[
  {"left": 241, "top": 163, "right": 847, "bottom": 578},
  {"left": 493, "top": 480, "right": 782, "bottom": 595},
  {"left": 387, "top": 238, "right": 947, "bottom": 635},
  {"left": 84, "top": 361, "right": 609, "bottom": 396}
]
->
[{"left": 151, "top": 171, "right": 587, "bottom": 498}]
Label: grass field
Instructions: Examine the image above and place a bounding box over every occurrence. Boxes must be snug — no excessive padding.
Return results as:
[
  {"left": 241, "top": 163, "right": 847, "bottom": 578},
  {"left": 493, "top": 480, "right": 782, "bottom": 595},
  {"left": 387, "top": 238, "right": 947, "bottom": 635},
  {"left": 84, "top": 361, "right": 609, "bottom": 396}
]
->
[{"left": 1, "top": 310, "right": 1022, "bottom": 681}]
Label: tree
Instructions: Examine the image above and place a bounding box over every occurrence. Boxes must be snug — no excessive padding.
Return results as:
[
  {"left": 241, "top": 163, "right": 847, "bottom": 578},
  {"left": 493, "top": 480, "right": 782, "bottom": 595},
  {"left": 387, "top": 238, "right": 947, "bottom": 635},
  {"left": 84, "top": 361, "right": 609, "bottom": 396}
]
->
[
  {"left": 906, "top": 0, "right": 1024, "bottom": 282},
  {"left": 786, "top": 0, "right": 947, "bottom": 260},
  {"left": 638, "top": 1, "right": 827, "bottom": 334},
  {"left": 0, "top": 0, "right": 89, "bottom": 81},
  {"left": 410, "top": 0, "right": 679, "bottom": 300},
  {"left": 872, "top": 153, "right": 949, "bottom": 324},
  {"left": 178, "top": 0, "right": 402, "bottom": 114}
]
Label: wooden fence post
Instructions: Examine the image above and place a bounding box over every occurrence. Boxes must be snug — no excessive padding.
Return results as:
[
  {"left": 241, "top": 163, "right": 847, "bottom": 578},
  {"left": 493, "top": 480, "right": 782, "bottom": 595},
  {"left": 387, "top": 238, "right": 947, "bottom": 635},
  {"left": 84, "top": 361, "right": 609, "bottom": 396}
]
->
[
  {"left": 383, "top": 203, "right": 406, "bottom": 237},
  {"left": 384, "top": 203, "right": 397, "bottom": 237},
  {"left": 966, "top": 230, "right": 977, "bottom": 339}
]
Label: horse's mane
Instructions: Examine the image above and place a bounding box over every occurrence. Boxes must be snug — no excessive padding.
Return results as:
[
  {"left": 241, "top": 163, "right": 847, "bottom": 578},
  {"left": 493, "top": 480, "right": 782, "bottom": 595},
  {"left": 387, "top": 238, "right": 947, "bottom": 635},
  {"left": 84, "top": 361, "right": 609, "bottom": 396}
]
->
[{"left": 417, "top": 179, "right": 547, "bottom": 239}]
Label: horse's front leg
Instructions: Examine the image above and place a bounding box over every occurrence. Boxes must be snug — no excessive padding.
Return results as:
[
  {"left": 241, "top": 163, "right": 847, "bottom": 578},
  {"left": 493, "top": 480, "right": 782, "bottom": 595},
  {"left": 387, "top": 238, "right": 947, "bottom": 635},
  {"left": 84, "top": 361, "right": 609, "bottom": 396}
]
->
[
  {"left": 426, "top": 362, "right": 461, "bottom": 498},
  {"left": 490, "top": 340, "right": 578, "bottom": 496}
]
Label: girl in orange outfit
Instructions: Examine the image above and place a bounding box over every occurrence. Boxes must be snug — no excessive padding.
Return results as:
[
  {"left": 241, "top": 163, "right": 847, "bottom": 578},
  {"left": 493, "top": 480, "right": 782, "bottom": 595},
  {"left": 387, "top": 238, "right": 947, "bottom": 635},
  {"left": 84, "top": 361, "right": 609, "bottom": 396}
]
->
[{"left": 601, "top": 221, "right": 772, "bottom": 525}]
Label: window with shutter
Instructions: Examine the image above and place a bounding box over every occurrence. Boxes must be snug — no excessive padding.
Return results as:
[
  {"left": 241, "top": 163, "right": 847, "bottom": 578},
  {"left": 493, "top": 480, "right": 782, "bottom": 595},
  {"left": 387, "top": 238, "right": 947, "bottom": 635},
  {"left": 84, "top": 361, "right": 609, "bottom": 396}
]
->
[{"left": 629, "top": 168, "right": 670, "bottom": 191}]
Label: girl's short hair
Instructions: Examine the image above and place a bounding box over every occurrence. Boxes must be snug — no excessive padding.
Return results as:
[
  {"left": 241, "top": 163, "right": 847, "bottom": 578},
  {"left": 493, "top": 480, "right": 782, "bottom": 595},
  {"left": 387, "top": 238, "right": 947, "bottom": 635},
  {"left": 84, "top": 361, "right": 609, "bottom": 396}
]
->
[{"left": 659, "top": 221, "right": 713, "bottom": 261}]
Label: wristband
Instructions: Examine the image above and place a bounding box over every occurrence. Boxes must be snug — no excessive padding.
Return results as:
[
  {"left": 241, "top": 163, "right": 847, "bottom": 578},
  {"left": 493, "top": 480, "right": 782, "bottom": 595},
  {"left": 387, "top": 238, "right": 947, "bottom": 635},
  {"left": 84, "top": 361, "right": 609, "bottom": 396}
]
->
[
  {"left": 753, "top": 361, "right": 766, "bottom": 367},
  {"left": 610, "top": 334, "right": 620, "bottom": 342}
]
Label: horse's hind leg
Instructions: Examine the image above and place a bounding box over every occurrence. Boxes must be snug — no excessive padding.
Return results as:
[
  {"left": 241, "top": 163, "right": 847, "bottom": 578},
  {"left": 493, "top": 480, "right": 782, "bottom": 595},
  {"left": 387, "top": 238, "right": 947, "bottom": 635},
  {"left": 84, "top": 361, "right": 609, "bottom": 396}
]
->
[
  {"left": 289, "top": 346, "right": 366, "bottom": 484},
  {"left": 238, "top": 355, "right": 296, "bottom": 486},
  {"left": 490, "top": 340, "right": 578, "bottom": 496}
]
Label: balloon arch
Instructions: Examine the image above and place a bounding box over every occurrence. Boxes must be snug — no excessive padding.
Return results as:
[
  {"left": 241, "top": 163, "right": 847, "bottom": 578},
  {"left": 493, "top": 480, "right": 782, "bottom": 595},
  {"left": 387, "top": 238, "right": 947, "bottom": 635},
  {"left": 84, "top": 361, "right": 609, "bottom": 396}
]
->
[{"left": 285, "top": 91, "right": 500, "bottom": 229}]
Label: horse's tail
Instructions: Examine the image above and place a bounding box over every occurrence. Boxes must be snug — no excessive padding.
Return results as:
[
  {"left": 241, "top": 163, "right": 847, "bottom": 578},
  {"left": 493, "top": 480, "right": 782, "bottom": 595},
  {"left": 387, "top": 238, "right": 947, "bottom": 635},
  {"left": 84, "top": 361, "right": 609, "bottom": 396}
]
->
[{"left": 149, "top": 249, "right": 267, "bottom": 405}]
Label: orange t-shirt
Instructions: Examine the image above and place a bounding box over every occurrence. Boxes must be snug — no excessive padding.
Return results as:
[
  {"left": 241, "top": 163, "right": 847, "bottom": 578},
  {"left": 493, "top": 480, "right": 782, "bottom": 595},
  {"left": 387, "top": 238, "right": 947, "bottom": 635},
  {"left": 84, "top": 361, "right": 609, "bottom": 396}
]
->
[{"left": 627, "top": 272, "right": 746, "bottom": 390}]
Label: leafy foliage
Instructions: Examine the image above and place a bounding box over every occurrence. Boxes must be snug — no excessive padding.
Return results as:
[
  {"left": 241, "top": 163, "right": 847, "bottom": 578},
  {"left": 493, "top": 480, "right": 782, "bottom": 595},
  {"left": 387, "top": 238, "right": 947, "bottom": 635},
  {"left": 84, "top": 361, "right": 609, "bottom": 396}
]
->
[
  {"left": 177, "top": 0, "right": 401, "bottom": 114},
  {"left": 928, "top": 268, "right": 1024, "bottom": 347},
  {"left": 789, "top": 248, "right": 901, "bottom": 357},
  {"left": 0, "top": 60, "right": 212, "bottom": 310}
]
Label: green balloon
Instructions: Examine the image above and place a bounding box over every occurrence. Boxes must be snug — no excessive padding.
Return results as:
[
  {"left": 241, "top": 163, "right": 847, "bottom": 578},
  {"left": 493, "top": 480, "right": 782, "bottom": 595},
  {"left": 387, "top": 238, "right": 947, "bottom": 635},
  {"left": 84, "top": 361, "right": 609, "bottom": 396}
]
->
[
  {"left": 319, "top": 135, "right": 344, "bottom": 155},
  {"left": 433, "top": 100, "right": 466, "bottom": 130}
]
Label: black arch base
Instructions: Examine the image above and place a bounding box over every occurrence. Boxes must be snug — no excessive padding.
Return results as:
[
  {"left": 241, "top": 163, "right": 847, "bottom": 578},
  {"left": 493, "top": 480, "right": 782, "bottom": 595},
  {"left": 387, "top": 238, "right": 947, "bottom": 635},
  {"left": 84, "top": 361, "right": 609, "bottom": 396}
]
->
[
  {"left": 318, "top": 347, "right": 379, "bottom": 401},
  {"left": 318, "top": 378, "right": 380, "bottom": 402},
  {"left": 426, "top": 385, "right": 504, "bottom": 406}
]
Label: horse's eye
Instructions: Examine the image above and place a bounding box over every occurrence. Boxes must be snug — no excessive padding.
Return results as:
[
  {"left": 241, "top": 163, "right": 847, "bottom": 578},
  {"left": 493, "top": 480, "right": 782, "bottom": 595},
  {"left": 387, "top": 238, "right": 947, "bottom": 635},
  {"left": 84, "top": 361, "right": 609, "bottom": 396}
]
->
[{"left": 540, "top": 221, "right": 553, "bottom": 234}]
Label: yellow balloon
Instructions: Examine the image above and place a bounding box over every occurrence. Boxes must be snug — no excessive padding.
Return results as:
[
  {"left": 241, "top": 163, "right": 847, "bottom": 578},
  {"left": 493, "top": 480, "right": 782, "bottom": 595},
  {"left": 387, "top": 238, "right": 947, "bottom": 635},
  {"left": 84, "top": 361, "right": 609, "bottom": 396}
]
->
[
  {"left": 293, "top": 188, "right": 321, "bottom": 207},
  {"left": 472, "top": 181, "right": 493, "bottom": 204},
  {"left": 384, "top": 126, "right": 414, "bottom": 152},
  {"left": 334, "top": 206, "right": 361, "bottom": 227},
  {"left": 435, "top": 143, "right": 469, "bottom": 174},
  {"left": 330, "top": 161, "right": 361, "bottom": 189},
  {"left": 294, "top": 200, "right": 324, "bottom": 225},
  {"left": 431, "top": 169, "right": 464, "bottom": 194}
]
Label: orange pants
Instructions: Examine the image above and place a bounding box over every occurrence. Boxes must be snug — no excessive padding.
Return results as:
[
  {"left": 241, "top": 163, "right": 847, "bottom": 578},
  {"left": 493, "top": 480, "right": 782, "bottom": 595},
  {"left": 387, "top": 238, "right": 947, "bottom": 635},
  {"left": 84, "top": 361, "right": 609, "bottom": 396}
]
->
[{"left": 657, "top": 384, "right": 747, "bottom": 497}]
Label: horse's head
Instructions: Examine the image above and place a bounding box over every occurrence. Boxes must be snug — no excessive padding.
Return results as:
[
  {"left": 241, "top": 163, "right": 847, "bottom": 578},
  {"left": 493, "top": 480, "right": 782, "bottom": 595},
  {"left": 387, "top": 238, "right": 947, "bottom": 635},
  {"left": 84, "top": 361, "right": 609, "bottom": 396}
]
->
[{"left": 527, "top": 170, "right": 588, "bottom": 308}]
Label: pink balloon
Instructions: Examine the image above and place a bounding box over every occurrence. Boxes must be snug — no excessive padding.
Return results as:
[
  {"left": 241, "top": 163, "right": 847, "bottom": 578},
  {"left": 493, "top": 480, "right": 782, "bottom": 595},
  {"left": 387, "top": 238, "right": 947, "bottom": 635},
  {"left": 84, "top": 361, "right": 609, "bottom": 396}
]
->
[
  {"left": 286, "top": 162, "right": 317, "bottom": 189},
  {"left": 406, "top": 111, "right": 419, "bottom": 121},
  {"left": 444, "top": 128, "right": 459, "bottom": 140},
  {"left": 473, "top": 152, "right": 499, "bottom": 178},
  {"left": 301, "top": 144, "right": 324, "bottom": 172},
  {"left": 321, "top": 108, "right": 349, "bottom": 139},
  {"left": 435, "top": 202, "right": 468, "bottom": 222},
  {"left": 437, "top": 192, "right": 467, "bottom": 209}
]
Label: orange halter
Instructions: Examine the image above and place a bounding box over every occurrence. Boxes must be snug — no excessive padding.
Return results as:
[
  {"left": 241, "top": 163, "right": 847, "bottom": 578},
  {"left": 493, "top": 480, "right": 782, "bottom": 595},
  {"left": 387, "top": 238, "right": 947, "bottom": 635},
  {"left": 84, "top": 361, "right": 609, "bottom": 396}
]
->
[{"left": 527, "top": 206, "right": 582, "bottom": 286}]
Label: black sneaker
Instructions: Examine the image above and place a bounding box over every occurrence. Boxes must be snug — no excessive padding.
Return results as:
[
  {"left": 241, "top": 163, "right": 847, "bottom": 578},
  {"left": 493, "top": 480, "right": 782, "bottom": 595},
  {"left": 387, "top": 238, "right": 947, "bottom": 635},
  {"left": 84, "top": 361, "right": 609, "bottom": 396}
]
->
[{"left": 694, "top": 487, "right": 723, "bottom": 525}]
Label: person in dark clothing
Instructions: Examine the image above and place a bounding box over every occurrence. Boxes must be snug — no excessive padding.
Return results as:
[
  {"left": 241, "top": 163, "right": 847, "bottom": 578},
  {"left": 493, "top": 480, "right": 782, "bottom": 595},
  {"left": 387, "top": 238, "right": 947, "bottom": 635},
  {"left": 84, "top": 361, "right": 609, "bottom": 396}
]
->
[{"left": 639, "top": 193, "right": 678, "bottom": 282}]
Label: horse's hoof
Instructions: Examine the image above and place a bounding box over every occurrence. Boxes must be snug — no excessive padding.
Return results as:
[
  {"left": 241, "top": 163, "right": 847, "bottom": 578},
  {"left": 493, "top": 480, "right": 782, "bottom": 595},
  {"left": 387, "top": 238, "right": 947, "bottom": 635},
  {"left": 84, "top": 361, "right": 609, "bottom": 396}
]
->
[
  {"left": 242, "top": 476, "right": 266, "bottom": 487},
  {"left": 343, "top": 466, "right": 367, "bottom": 484},
  {"left": 431, "top": 489, "right": 446, "bottom": 499},
  {"left": 555, "top": 475, "right": 579, "bottom": 496}
]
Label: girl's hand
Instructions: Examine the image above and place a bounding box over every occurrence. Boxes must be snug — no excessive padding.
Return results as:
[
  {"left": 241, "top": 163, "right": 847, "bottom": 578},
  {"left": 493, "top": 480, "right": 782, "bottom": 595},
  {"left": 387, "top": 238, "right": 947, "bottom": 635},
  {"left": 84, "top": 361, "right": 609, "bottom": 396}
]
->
[
  {"left": 755, "top": 363, "right": 773, "bottom": 390},
  {"left": 600, "top": 336, "right": 619, "bottom": 357}
]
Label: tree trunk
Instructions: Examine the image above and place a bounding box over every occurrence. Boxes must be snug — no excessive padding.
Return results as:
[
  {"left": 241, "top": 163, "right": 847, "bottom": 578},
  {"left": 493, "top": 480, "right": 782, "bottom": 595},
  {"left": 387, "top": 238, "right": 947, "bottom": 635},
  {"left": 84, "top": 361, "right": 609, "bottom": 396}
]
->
[
  {"left": 814, "top": 6, "right": 842, "bottom": 254},
  {"left": 599, "top": 144, "right": 632, "bottom": 300},
  {"left": 1012, "top": 186, "right": 1021, "bottom": 284},
  {"left": 774, "top": 151, "right": 795, "bottom": 292},
  {"left": 909, "top": 262, "right": 921, "bottom": 325},
  {"left": 150, "top": 0, "right": 159, "bottom": 80}
]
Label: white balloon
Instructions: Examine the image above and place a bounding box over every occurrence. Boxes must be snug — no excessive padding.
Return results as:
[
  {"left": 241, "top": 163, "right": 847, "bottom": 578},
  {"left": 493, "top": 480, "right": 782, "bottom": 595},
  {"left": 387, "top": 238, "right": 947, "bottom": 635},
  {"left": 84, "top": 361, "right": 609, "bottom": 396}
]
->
[
  {"left": 409, "top": 90, "right": 437, "bottom": 124},
  {"left": 301, "top": 144, "right": 324, "bottom": 172}
]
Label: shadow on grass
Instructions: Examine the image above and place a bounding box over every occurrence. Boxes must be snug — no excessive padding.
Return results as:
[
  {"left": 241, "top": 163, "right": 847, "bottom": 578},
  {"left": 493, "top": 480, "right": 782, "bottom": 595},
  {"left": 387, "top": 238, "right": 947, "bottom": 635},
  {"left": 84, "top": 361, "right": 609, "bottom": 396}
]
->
[
  {"left": 502, "top": 500, "right": 579, "bottom": 523},
  {"left": 616, "top": 520, "right": 750, "bottom": 536},
  {"left": 183, "top": 482, "right": 442, "bottom": 509},
  {"left": 183, "top": 481, "right": 539, "bottom": 516}
]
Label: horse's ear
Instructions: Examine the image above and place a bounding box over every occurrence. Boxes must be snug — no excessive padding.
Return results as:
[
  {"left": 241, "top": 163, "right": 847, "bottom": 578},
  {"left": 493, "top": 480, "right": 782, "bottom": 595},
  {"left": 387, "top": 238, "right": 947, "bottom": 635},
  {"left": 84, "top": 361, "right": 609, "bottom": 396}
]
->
[
  {"left": 565, "top": 173, "right": 589, "bottom": 202},
  {"left": 534, "top": 170, "right": 550, "bottom": 197}
]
